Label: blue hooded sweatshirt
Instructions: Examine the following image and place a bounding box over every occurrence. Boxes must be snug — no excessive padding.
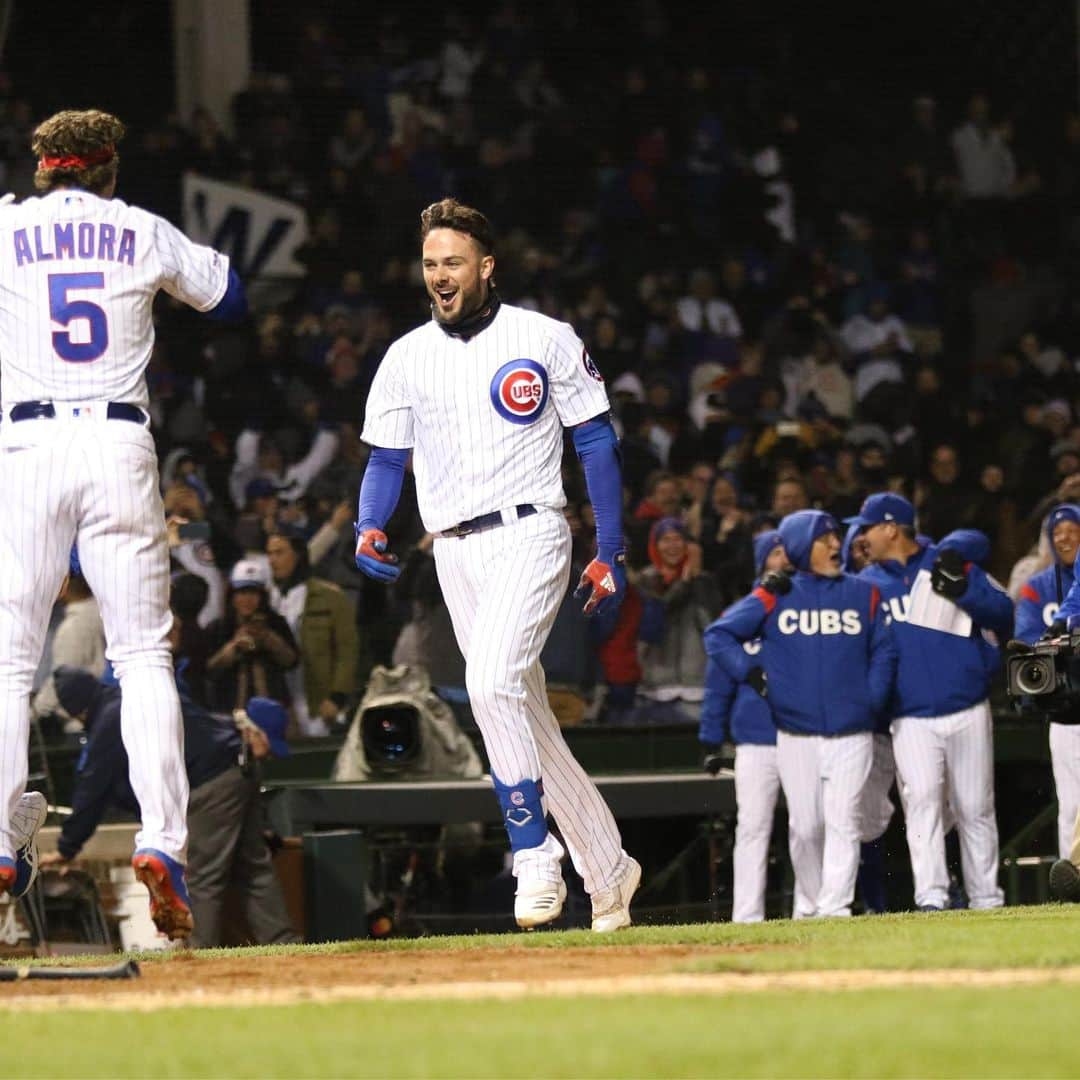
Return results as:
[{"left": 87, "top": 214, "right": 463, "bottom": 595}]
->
[
  {"left": 700, "top": 530, "right": 783, "bottom": 747},
  {"left": 857, "top": 525, "right": 1013, "bottom": 719},
  {"left": 1016, "top": 504, "right": 1079, "bottom": 644},
  {"left": 705, "top": 511, "right": 896, "bottom": 737}
]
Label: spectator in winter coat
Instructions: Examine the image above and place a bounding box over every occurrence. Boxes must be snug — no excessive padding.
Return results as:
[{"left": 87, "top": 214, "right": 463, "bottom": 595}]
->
[{"left": 636, "top": 518, "right": 721, "bottom": 724}]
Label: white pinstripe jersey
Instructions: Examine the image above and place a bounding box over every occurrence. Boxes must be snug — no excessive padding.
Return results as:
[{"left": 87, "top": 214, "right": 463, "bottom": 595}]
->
[
  {"left": 0, "top": 189, "right": 229, "bottom": 409},
  {"left": 362, "top": 303, "right": 610, "bottom": 534}
]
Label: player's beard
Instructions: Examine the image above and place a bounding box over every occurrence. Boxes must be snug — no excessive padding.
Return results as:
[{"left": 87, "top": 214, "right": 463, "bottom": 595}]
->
[{"left": 430, "top": 276, "right": 490, "bottom": 326}]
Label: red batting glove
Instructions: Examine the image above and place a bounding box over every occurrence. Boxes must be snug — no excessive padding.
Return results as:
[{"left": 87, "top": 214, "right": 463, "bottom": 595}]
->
[
  {"left": 574, "top": 553, "right": 627, "bottom": 616},
  {"left": 354, "top": 527, "right": 401, "bottom": 582}
]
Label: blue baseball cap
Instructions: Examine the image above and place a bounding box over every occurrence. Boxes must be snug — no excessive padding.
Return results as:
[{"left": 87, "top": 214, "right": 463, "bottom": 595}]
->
[
  {"left": 844, "top": 492, "right": 915, "bottom": 529},
  {"left": 245, "top": 697, "right": 290, "bottom": 758}
]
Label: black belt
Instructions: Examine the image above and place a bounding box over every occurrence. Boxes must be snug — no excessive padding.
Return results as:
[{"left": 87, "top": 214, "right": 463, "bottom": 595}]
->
[
  {"left": 9, "top": 401, "right": 147, "bottom": 424},
  {"left": 439, "top": 504, "right": 537, "bottom": 539}
]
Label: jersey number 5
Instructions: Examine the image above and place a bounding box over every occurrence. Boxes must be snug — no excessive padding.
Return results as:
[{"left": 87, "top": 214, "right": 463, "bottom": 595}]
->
[{"left": 48, "top": 272, "right": 109, "bottom": 362}]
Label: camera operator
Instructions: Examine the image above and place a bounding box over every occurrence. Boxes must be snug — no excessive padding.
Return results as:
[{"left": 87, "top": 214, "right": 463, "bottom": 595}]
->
[
  {"left": 848, "top": 494, "right": 1013, "bottom": 911},
  {"left": 41, "top": 661, "right": 300, "bottom": 948},
  {"left": 1014, "top": 504, "right": 1080, "bottom": 859}
]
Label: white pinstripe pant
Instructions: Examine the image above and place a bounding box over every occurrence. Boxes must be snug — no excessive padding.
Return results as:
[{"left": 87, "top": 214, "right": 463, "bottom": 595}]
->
[
  {"left": 1049, "top": 722, "right": 1080, "bottom": 860},
  {"left": 0, "top": 416, "right": 187, "bottom": 861},
  {"left": 858, "top": 733, "right": 897, "bottom": 844},
  {"left": 732, "top": 743, "right": 781, "bottom": 923},
  {"left": 776, "top": 729, "right": 873, "bottom": 918},
  {"left": 891, "top": 701, "right": 1003, "bottom": 909},
  {"left": 434, "top": 508, "right": 625, "bottom": 894}
]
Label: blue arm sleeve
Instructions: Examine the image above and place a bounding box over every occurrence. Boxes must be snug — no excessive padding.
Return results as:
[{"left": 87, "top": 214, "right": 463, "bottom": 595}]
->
[
  {"left": 703, "top": 595, "right": 768, "bottom": 682},
  {"left": 356, "top": 447, "right": 409, "bottom": 532},
  {"left": 700, "top": 657, "right": 736, "bottom": 745},
  {"left": 954, "top": 565, "right": 1014, "bottom": 641},
  {"left": 867, "top": 597, "right": 897, "bottom": 717},
  {"left": 572, "top": 416, "right": 624, "bottom": 561},
  {"left": 206, "top": 268, "right": 248, "bottom": 322}
]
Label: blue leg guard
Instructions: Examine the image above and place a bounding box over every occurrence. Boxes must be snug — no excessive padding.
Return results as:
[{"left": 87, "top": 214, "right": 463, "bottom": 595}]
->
[{"left": 492, "top": 775, "right": 549, "bottom": 853}]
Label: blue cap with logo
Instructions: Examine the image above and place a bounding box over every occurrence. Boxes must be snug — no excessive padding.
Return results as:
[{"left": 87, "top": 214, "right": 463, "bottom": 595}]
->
[
  {"left": 843, "top": 492, "right": 915, "bottom": 529},
  {"left": 245, "top": 697, "right": 290, "bottom": 758}
]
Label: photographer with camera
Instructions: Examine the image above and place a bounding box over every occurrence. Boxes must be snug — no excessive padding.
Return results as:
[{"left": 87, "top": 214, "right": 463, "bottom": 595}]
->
[
  {"left": 1015, "top": 505, "right": 1080, "bottom": 860},
  {"left": 700, "top": 530, "right": 797, "bottom": 922},
  {"left": 42, "top": 653, "right": 299, "bottom": 948},
  {"left": 848, "top": 493, "right": 1013, "bottom": 911}
]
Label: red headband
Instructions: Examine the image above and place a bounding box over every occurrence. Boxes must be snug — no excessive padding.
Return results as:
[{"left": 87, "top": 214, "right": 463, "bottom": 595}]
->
[{"left": 38, "top": 144, "right": 116, "bottom": 171}]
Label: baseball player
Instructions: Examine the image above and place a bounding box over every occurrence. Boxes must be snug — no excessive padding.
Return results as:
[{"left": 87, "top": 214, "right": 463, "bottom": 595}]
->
[
  {"left": 705, "top": 510, "right": 896, "bottom": 918},
  {"left": 0, "top": 110, "right": 246, "bottom": 936},
  {"left": 842, "top": 522, "right": 894, "bottom": 913},
  {"left": 700, "top": 530, "right": 797, "bottom": 922},
  {"left": 847, "top": 494, "right": 1012, "bottom": 911},
  {"left": 1015, "top": 504, "right": 1080, "bottom": 858},
  {"left": 353, "top": 198, "right": 640, "bottom": 931}
]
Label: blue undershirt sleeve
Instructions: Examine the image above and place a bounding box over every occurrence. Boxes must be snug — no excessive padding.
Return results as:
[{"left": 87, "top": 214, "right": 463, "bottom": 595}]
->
[
  {"left": 571, "top": 416, "right": 624, "bottom": 561},
  {"left": 356, "top": 446, "right": 409, "bottom": 532},
  {"left": 206, "top": 268, "right": 248, "bottom": 322}
]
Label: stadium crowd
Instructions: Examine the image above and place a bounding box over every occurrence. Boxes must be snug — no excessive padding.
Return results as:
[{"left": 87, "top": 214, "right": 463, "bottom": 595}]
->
[{"left": 2, "top": 6, "right": 1080, "bottom": 745}]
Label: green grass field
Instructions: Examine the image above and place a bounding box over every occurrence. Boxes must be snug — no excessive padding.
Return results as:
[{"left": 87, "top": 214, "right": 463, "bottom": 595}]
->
[{"left": 7, "top": 905, "right": 1080, "bottom": 1078}]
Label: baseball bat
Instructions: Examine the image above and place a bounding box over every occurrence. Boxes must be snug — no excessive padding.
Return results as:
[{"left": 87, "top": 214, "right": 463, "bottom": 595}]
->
[{"left": 0, "top": 959, "right": 140, "bottom": 981}]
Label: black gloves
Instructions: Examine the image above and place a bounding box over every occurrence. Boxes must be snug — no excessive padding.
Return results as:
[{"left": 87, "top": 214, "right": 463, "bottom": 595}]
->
[
  {"left": 702, "top": 745, "right": 725, "bottom": 776},
  {"left": 759, "top": 571, "right": 793, "bottom": 596},
  {"left": 931, "top": 549, "right": 967, "bottom": 599},
  {"left": 746, "top": 666, "right": 768, "bottom": 698}
]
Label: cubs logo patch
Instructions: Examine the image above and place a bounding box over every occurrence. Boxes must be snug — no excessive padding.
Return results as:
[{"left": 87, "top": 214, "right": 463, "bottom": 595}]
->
[
  {"left": 582, "top": 347, "right": 603, "bottom": 383},
  {"left": 510, "top": 790, "right": 525, "bottom": 807},
  {"left": 490, "top": 358, "right": 549, "bottom": 425}
]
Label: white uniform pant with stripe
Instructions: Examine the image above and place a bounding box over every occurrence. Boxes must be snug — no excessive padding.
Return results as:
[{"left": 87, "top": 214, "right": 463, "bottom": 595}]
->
[
  {"left": 858, "top": 733, "right": 897, "bottom": 843},
  {"left": 434, "top": 508, "right": 625, "bottom": 895},
  {"left": 891, "top": 702, "right": 1003, "bottom": 909},
  {"left": 732, "top": 743, "right": 781, "bottom": 923},
  {"left": 1049, "top": 722, "right": 1080, "bottom": 860},
  {"left": 776, "top": 729, "right": 872, "bottom": 918},
  {"left": 0, "top": 416, "right": 187, "bottom": 861}
]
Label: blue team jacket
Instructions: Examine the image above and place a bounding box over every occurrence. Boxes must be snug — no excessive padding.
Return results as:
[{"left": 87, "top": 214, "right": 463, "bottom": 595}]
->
[
  {"left": 1058, "top": 553, "right": 1080, "bottom": 630},
  {"left": 857, "top": 537, "right": 1013, "bottom": 718},
  {"left": 704, "top": 512, "right": 895, "bottom": 738},
  {"left": 700, "top": 643, "right": 777, "bottom": 747}
]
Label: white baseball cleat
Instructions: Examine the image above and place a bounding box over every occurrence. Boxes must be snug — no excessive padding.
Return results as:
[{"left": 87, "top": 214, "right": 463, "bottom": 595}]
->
[
  {"left": 591, "top": 856, "right": 642, "bottom": 932},
  {"left": 514, "top": 877, "right": 567, "bottom": 929}
]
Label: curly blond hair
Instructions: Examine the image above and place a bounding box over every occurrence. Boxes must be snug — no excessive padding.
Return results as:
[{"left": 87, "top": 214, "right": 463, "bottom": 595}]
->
[{"left": 31, "top": 109, "right": 125, "bottom": 195}]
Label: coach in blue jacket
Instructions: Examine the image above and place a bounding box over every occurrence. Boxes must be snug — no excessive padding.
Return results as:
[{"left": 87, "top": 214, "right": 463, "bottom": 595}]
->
[
  {"left": 848, "top": 493, "right": 1012, "bottom": 911},
  {"left": 700, "top": 530, "right": 794, "bottom": 922},
  {"left": 1016, "top": 504, "right": 1080, "bottom": 858},
  {"left": 705, "top": 510, "right": 896, "bottom": 918}
]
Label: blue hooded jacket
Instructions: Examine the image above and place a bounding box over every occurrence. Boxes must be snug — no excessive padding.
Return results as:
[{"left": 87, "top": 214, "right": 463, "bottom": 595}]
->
[
  {"left": 1016, "top": 505, "right": 1079, "bottom": 643},
  {"left": 705, "top": 511, "right": 896, "bottom": 737},
  {"left": 700, "top": 531, "right": 782, "bottom": 747},
  {"left": 857, "top": 525, "right": 1013, "bottom": 719}
]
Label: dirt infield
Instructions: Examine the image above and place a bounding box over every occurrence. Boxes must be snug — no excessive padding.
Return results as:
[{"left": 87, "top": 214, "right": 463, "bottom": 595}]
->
[{"left": 3, "top": 945, "right": 1080, "bottom": 1011}]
